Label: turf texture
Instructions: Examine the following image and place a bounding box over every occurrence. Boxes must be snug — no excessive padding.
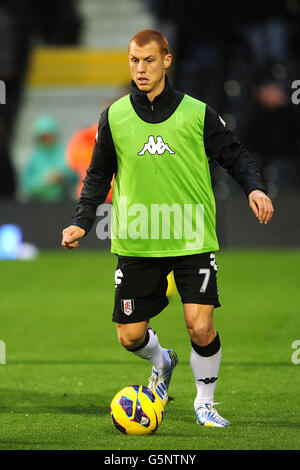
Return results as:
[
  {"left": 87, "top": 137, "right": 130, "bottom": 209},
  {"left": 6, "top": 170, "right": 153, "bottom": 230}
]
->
[{"left": 0, "top": 249, "right": 299, "bottom": 450}]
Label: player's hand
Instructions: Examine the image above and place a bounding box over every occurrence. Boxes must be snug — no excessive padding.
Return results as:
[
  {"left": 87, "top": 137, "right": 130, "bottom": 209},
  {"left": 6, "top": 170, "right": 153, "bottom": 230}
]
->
[
  {"left": 248, "top": 190, "right": 274, "bottom": 224},
  {"left": 61, "top": 225, "right": 86, "bottom": 250}
]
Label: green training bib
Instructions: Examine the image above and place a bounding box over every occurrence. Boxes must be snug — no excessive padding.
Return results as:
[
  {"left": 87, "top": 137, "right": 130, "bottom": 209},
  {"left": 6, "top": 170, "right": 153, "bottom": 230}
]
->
[{"left": 108, "top": 93, "right": 219, "bottom": 257}]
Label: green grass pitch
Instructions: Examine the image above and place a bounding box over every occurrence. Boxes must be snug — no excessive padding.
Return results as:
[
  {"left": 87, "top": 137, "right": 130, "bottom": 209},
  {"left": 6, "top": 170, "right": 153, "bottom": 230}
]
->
[{"left": 0, "top": 249, "right": 299, "bottom": 450}]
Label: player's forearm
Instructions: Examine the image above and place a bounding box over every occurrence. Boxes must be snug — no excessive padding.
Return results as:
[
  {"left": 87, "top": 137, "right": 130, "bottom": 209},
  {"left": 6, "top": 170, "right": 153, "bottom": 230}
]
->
[{"left": 71, "top": 171, "right": 113, "bottom": 234}]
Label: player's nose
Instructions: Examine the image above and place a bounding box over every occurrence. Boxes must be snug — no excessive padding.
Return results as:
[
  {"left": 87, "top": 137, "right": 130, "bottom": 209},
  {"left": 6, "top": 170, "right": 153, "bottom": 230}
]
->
[{"left": 137, "top": 61, "right": 146, "bottom": 73}]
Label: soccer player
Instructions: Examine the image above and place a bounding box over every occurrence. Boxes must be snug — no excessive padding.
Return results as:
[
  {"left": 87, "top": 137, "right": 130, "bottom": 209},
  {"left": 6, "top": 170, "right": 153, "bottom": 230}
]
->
[{"left": 62, "top": 30, "right": 274, "bottom": 427}]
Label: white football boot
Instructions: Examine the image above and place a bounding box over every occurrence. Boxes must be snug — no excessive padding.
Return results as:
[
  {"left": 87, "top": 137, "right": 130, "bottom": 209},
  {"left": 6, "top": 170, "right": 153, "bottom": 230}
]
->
[
  {"left": 195, "top": 403, "right": 230, "bottom": 427},
  {"left": 148, "top": 349, "right": 178, "bottom": 406}
]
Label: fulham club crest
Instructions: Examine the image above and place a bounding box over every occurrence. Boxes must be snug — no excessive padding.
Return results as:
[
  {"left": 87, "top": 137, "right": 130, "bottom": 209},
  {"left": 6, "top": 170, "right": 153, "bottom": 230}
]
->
[{"left": 121, "top": 299, "right": 135, "bottom": 316}]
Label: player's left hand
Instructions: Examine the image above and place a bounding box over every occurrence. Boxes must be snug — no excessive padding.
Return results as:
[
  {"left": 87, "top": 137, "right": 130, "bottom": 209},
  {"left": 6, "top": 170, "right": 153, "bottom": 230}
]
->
[{"left": 248, "top": 190, "right": 274, "bottom": 224}]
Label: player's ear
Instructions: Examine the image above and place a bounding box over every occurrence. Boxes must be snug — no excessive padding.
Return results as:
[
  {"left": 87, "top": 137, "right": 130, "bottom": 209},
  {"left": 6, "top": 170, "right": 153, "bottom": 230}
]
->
[{"left": 163, "top": 53, "right": 172, "bottom": 70}]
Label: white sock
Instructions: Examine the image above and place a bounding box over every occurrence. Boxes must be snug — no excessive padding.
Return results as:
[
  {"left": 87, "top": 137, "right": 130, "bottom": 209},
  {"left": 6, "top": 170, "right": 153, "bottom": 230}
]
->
[
  {"left": 190, "top": 333, "right": 221, "bottom": 409},
  {"left": 130, "top": 327, "right": 171, "bottom": 372}
]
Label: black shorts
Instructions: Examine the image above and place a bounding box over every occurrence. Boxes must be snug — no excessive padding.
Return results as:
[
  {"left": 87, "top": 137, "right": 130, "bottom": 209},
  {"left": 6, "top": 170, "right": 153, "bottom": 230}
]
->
[{"left": 113, "top": 252, "right": 221, "bottom": 324}]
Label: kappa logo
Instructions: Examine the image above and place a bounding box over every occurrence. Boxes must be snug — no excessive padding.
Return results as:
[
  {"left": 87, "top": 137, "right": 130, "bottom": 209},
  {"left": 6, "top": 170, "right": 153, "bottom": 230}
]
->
[
  {"left": 121, "top": 299, "right": 135, "bottom": 316},
  {"left": 138, "top": 135, "right": 175, "bottom": 156}
]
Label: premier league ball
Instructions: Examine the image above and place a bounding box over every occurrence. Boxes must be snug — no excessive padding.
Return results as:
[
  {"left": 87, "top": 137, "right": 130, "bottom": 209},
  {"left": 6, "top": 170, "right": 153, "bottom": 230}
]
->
[{"left": 110, "top": 385, "right": 164, "bottom": 435}]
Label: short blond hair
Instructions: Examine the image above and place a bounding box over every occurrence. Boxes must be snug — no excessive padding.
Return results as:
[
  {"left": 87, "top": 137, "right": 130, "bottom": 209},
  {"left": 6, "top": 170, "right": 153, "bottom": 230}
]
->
[{"left": 129, "top": 29, "right": 169, "bottom": 56}]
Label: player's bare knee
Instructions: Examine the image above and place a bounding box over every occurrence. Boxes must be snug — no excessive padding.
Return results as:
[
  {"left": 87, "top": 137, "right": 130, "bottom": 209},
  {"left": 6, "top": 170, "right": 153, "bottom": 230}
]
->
[
  {"left": 116, "top": 321, "right": 148, "bottom": 350},
  {"left": 117, "top": 329, "right": 145, "bottom": 350},
  {"left": 187, "top": 322, "right": 212, "bottom": 346}
]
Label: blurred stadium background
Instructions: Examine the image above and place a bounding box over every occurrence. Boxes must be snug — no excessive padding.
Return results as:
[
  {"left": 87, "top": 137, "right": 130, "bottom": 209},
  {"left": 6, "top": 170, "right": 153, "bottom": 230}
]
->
[{"left": 0, "top": 0, "right": 300, "bottom": 253}]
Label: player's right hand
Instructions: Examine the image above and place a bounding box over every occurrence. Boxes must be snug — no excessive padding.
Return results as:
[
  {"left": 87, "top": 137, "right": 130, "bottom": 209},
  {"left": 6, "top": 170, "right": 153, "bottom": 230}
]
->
[{"left": 61, "top": 225, "right": 86, "bottom": 250}]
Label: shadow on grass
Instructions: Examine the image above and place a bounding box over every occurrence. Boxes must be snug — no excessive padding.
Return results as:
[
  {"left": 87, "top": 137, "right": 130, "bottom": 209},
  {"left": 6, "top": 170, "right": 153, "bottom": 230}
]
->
[{"left": 0, "top": 389, "right": 108, "bottom": 416}]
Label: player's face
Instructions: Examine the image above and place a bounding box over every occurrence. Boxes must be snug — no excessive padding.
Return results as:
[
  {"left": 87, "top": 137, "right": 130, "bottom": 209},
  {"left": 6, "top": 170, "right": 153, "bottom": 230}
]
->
[{"left": 128, "top": 41, "right": 172, "bottom": 101}]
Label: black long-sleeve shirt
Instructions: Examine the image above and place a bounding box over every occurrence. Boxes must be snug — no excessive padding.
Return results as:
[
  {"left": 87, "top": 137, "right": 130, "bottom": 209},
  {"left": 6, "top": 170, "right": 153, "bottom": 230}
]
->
[{"left": 71, "top": 75, "right": 267, "bottom": 234}]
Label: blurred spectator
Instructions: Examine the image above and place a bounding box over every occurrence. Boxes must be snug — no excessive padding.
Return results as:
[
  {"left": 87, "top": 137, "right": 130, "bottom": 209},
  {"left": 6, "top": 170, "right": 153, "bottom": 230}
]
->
[
  {"left": 20, "top": 115, "right": 77, "bottom": 202},
  {"left": 238, "top": 78, "right": 300, "bottom": 195},
  {"left": 66, "top": 123, "right": 113, "bottom": 203}
]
